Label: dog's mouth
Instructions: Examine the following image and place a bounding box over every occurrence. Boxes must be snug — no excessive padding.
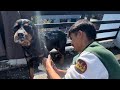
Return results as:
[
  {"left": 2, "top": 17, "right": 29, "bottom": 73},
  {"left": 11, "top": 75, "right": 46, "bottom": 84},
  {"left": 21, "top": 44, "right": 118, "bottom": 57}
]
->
[{"left": 14, "top": 33, "right": 32, "bottom": 46}]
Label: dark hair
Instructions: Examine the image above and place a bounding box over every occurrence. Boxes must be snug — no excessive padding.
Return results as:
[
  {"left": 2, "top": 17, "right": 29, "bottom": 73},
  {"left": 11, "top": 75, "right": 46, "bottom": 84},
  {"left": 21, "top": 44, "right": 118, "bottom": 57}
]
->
[{"left": 68, "top": 19, "right": 96, "bottom": 40}]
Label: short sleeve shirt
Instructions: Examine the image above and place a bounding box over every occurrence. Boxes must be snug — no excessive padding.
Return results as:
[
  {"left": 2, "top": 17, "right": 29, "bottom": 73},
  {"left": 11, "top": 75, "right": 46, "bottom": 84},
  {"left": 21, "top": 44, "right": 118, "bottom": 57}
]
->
[{"left": 64, "top": 51, "right": 109, "bottom": 79}]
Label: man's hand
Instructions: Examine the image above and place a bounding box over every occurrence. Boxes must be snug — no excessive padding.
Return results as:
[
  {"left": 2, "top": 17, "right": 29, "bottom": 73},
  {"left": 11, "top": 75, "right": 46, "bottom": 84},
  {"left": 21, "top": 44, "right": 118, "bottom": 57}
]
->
[
  {"left": 42, "top": 54, "right": 61, "bottom": 79},
  {"left": 42, "top": 54, "right": 54, "bottom": 68}
]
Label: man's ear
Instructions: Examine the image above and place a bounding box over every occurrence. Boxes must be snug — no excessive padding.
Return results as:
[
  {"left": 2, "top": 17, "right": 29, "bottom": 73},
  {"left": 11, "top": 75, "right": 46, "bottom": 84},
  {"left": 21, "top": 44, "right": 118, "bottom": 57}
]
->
[{"left": 77, "top": 30, "right": 83, "bottom": 37}]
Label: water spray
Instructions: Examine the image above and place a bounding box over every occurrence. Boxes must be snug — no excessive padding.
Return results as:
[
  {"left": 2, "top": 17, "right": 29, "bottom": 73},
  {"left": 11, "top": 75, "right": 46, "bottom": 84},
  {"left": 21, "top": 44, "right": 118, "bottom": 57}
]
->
[{"left": 34, "top": 11, "right": 49, "bottom": 72}]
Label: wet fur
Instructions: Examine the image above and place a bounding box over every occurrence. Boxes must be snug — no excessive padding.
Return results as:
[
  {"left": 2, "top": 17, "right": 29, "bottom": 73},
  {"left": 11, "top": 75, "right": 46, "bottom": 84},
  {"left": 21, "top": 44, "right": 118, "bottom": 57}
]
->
[{"left": 13, "top": 19, "right": 67, "bottom": 79}]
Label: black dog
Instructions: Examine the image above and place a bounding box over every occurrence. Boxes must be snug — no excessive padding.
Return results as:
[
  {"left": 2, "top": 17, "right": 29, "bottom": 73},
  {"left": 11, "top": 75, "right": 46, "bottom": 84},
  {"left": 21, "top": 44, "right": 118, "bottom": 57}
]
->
[
  {"left": 13, "top": 19, "right": 67, "bottom": 79},
  {"left": 13, "top": 19, "right": 48, "bottom": 79},
  {"left": 44, "top": 30, "right": 67, "bottom": 64}
]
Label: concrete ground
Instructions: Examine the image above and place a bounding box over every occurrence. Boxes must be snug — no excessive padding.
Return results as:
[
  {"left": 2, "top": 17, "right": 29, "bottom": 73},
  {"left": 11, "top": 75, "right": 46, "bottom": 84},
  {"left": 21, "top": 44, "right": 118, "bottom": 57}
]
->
[
  {"left": 0, "top": 46, "right": 120, "bottom": 79},
  {"left": 0, "top": 48, "right": 76, "bottom": 79}
]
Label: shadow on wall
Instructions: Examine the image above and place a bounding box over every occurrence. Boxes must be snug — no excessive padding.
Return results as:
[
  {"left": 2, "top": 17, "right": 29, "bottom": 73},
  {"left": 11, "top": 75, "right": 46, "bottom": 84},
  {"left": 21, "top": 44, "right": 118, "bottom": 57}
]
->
[{"left": 0, "top": 11, "right": 25, "bottom": 59}]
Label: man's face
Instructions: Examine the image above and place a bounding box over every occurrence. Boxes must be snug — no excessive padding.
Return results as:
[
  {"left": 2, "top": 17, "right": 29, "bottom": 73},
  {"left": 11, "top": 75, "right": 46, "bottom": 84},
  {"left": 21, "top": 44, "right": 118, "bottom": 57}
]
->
[{"left": 69, "top": 31, "right": 82, "bottom": 52}]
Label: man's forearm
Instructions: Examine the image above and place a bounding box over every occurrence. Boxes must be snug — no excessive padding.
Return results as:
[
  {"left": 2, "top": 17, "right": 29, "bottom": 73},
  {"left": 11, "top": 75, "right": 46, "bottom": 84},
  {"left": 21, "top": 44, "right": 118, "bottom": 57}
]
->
[
  {"left": 46, "top": 65, "right": 61, "bottom": 79},
  {"left": 56, "top": 69, "right": 67, "bottom": 77}
]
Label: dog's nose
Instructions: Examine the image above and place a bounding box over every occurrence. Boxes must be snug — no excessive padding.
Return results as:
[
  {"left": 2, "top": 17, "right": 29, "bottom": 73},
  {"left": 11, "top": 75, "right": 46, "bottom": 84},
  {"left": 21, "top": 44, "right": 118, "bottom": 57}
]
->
[{"left": 18, "top": 33, "right": 24, "bottom": 37}]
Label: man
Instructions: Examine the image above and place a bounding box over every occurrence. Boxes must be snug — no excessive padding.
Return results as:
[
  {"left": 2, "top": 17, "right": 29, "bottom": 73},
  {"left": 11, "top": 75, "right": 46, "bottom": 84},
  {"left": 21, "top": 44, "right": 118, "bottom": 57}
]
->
[{"left": 42, "top": 19, "right": 120, "bottom": 79}]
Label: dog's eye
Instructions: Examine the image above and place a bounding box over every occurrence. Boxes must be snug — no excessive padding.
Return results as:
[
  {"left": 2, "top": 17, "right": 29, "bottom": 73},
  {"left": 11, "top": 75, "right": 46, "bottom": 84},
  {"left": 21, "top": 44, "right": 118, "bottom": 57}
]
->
[
  {"left": 24, "top": 26, "right": 31, "bottom": 29},
  {"left": 13, "top": 25, "right": 20, "bottom": 32},
  {"left": 23, "top": 26, "right": 32, "bottom": 33}
]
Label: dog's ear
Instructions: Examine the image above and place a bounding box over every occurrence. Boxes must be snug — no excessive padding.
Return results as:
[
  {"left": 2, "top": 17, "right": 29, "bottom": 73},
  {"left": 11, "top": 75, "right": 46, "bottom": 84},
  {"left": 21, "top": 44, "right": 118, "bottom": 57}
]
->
[
  {"left": 13, "top": 19, "right": 19, "bottom": 27},
  {"left": 12, "top": 22, "right": 18, "bottom": 33},
  {"left": 13, "top": 22, "right": 18, "bottom": 28},
  {"left": 13, "top": 21, "right": 20, "bottom": 33}
]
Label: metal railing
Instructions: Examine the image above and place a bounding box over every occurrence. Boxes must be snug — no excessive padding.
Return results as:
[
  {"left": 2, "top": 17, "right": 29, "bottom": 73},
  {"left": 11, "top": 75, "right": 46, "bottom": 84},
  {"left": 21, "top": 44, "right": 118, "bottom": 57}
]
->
[
  {"left": 35, "top": 20, "right": 120, "bottom": 28},
  {"left": 35, "top": 20, "right": 120, "bottom": 46}
]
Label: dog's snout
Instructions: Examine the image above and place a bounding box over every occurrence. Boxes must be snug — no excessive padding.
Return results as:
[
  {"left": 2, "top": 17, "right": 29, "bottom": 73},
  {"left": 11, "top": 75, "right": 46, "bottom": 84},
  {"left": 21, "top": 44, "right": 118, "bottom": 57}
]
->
[{"left": 18, "top": 33, "right": 24, "bottom": 37}]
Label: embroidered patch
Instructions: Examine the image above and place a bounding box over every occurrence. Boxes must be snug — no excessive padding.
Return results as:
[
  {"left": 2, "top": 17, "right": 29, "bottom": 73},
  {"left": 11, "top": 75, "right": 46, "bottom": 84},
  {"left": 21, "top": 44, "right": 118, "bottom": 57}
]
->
[{"left": 75, "top": 59, "right": 87, "bottom": 73}]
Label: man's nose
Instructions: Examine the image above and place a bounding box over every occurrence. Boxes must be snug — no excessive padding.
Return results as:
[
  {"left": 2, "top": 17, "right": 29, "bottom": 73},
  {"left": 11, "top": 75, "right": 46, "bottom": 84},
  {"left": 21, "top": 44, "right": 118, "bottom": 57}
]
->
[
  {"left": 70, "top": 41, "right": 73, "bottom": 46},
  {"left": 71, "top": 43, "right": 74, "bottom": 46},
  {"left": 69, "top": 40, "right": 73, "bottom": 46}
]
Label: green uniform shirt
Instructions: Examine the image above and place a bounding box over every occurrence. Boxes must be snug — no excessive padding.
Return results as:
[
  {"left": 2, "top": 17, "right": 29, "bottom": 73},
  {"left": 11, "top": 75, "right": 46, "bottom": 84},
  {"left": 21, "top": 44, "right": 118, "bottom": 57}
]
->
[{"left": 73, "top": 41, "right": 120, "bottom": 79}]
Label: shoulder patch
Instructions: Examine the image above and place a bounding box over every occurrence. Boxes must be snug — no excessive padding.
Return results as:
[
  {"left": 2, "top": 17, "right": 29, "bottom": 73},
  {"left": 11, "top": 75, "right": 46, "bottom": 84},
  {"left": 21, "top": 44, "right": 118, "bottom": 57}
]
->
[{"left": 75, "top": 59, "right": 87, "bottom": 73}]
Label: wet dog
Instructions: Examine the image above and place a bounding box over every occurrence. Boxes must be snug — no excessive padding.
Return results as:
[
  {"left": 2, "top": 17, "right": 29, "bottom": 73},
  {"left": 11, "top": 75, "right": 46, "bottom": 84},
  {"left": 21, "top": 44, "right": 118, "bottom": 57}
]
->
[
  {"left": 13, "top": 19, "right": 48, "bottom": 79},
  {"left": 13, "top": 19, "right": 67, "bottom": 79},
  {"left": 44, "top": 30, "right": 67, "bottom": 64}
]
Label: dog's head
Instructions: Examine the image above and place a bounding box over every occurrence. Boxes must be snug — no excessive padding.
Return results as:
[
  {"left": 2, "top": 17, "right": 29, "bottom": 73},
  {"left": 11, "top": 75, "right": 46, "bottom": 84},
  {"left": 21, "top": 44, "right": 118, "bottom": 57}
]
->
[{"left": 13, "top": 19, "right": 35, "bottom": 46}]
